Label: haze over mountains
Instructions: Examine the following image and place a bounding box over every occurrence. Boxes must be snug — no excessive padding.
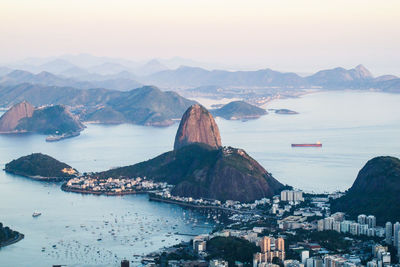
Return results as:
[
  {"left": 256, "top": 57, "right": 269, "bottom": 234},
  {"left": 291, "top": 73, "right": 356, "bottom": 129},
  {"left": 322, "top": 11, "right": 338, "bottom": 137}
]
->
[{"left": 0, "top": 55, "right": 399, "bottom": 92}]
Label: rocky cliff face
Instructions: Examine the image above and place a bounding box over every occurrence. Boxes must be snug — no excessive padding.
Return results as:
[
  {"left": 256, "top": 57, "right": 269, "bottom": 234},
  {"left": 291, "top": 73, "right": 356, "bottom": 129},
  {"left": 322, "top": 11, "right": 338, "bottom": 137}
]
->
[
  {"left": 0, "top": 101, "right": 35, "bottom": 132},
  {"left": 331, "top": 156, "right": 400, "bottom": 224},
  {"left": 174, "top": 104, "right": 222, "bottom": 150}
]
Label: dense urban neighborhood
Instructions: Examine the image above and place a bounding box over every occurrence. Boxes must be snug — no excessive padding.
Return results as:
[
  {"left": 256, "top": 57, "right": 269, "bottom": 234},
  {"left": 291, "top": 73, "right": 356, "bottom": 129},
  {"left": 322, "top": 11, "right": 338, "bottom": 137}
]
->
[{"left": 63, "top": 173, "right": 400, "bottom": 267}]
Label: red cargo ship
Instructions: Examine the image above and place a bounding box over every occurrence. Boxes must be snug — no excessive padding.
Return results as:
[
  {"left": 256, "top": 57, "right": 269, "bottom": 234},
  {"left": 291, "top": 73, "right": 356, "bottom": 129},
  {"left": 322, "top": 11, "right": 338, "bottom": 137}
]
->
[{"left": 291, "top": 142, "right": 322, "bottom": 147}]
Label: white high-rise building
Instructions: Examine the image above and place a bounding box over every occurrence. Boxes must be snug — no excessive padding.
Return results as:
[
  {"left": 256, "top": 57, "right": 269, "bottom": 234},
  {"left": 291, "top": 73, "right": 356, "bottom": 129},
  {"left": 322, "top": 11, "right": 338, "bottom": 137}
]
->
[
  {"left": 394, "top": 222, "right": 400, "bottom": 247},
  {"left": 340, "top": 221, "right": 351, "bottom": 233},
  {"left": 333, "top": 221, "right": 341, "bottom": 233},
  {"left": 324, "top": 217, "right": 334, "bottom": 231},
  {"left": 360, "top": 224, "right": 369, "bottom": 235},
  {"left": 281, "top": 190, "right": 288, "bottom": 201},
  {"left": 358, "top": 214, "right": 367, "bottom": 225},
  {"left": 367, "top": 215, "right": 376, "bottom": 229},
  {"left": 317, "top": 220, "right": 324, "bottom": 231},
  {"left": 385, "top": 222, "right": 392, "bottom": 244},
  {"left": 301, "top": 250, "right": 309, "bottom": 264},
  {"left": 350, "top": 222, "right": 360, "bottom": 235},
  {"left": 280, "top": 190, "right": 304, "bottom": 202}
]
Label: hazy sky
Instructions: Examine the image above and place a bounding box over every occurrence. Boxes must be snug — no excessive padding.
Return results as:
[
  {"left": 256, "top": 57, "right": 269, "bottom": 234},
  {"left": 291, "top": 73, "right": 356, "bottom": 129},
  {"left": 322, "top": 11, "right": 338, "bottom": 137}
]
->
[{"left": 1, "top": 0, "right": 399, "bottom": 75}]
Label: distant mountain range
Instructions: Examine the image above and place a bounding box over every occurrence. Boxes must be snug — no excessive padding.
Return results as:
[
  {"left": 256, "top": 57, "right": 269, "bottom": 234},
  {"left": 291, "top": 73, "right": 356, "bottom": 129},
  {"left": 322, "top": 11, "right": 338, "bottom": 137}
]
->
[
  {"left": 0, "top": 70, "right": 142, "bottom": 91},
  {"left": 1, "top": 55, "right": 399, "bottom": 92},
  {"left": 141, "top": 64, "right": 399, "bottom": 90}
]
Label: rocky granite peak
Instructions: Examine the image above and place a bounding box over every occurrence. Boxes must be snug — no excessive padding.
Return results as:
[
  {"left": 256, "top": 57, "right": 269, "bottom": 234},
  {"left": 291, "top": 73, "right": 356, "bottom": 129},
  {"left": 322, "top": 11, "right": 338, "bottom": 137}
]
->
[
  {"left": 0, "top": 101, "right": 35, "bottom": 132},
  {"left": 174, "top": 104, "right": 222, "bottom": 150}
]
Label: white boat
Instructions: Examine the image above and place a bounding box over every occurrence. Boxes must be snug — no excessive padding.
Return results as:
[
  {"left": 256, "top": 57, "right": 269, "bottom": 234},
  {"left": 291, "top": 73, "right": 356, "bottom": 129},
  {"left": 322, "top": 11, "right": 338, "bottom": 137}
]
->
[{"left": 32, "top": 212, "right": 42, "bottom": 217}]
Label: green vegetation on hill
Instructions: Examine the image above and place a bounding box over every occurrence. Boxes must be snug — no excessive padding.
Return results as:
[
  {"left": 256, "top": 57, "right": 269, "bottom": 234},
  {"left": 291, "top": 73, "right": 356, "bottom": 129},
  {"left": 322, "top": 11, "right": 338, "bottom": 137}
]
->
[
  {"left": 99, "top": 143, "right": 284, "bottom": 202},
  {"left": 206, "top": 236, "right": 260, "bottom": 266},
  {"left": 331, "top": 156, "right": 400, "bottom": 224},
  {"left": 5, "top": 153, "right": 77, "bottom": 180},
  {"left": 212, "top": 101, "right": 267, "bottom": 120},
  {"left": 16, "top": 105, "right": 84, "bottom": 135},
  {"left": 0, "top": 84, "right": 196, "bottom": 127},
  {"left": 104, "top": 86, "right": 196, "bottom": 126}
]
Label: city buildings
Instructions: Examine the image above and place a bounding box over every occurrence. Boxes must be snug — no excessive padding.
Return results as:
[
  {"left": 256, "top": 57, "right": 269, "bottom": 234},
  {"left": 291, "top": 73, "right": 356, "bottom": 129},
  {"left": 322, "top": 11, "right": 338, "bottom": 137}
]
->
[
  {"left": 385, "top": 222, "right": 392, "bottom": 245},
  {"left": 254, "top": 237, "right": 286, "bottom": 267},
  {"left": 280, "top": 190, "right": 304, "bottom": 203}
]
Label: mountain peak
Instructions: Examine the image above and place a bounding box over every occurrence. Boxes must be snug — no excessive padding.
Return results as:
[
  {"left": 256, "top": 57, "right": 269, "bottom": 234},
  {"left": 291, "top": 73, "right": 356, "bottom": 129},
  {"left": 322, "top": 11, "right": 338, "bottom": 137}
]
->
[
  {"left": 174, "top": 104, "right": 222, "bottom": 150},
  {"left": 354, "top": 64, "right": 373, "bottom": 78}
]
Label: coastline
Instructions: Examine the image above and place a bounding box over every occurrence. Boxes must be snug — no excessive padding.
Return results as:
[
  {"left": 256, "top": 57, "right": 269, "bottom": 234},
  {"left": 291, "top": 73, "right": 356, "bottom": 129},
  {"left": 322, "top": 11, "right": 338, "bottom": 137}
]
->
[
  {"left": 0, "top": 233, "right": 24, "bottom": 248},
  {"left": 148, "top": 194, "right": 252, "bottom": 214},
  {"left": 61, "top": 182, "right": 149, "bottom": 196},
  {"left": 4, "top": 170, "right": 71, "bottom": 182}
]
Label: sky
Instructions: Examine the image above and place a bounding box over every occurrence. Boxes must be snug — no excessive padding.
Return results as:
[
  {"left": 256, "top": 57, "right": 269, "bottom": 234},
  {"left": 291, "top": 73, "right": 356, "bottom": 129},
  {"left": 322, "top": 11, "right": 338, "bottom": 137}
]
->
[{"left": 0, "top": 0, "right": 399, "bottom": 75}]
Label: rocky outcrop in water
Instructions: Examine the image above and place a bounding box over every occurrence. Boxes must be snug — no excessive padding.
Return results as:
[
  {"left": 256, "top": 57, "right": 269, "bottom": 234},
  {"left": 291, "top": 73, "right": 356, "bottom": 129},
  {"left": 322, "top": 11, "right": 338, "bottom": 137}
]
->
[
  {"left": 174, "top": 104, "right": 222, "bottom": 150},
  {"left": 100, "top": 105, "right": 284, "bottom": 202}
]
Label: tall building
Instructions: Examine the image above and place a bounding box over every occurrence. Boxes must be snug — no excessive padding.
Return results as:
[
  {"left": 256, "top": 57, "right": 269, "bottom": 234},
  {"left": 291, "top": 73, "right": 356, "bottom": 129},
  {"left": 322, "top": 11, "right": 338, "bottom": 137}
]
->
[
  {"left": 358, "top": 214, "right": 367, "bottom": 225},
  {"left": 281, "top": 191, "right": 288, "bottom": 202},
  {"left": 324, "top": 217, "right": 334, "bottom": 230},
  {"left": 260, "top": 236, "right": 272, "bottom": 253},
  {"left": 317, "top": 220, "right": 324, "bottom": 231},
  {"left": 350, "top": 222, "right": 360, "bottom": 235},
  {"left": 333, "top": 221, "right": 341, "bottom": 233},
  {"left": 367, "top": 215, "right": 376, "bottom": 229},
  {"left": 301, "top": 250, "right": 310, "bottom": 264},
  {"left": 394, "top": 222, "right": 400, "bottom": 247},
  {"left": 254, "top": 236, "right": 286, "bottom": 266},
  {"left": 280, "top": 190, "right": 304, "bottom": 202},
  {"left": 340, "top": 221, "right": 351, "bottom": 233},
  {"left": 306, "top": 257, "right": 323, "bottom": 267},
  {"left": 385, "top": 222, "right": 392, "bottom": 245},
  {"left": 275, "top": 237, "right": 285, "bottom": 251},
  {"left": 360, "top": 224, "right": 369, "bottom": 235}
]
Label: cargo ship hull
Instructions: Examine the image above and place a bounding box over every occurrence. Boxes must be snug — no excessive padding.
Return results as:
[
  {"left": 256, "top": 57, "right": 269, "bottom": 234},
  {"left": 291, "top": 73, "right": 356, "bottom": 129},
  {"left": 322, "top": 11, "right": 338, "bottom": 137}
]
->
[{"left": 291, "top": 144, "right": 322, "bottom": 147}]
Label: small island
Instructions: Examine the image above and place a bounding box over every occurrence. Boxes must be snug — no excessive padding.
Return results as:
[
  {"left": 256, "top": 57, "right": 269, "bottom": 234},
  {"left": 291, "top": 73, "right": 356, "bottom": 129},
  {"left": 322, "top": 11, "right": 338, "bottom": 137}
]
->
[
  {"left": 4, "top": 153, "right": 78, "bottom": 181},
  {"left": 0, "top": 223, "right": 24, "bottom": 248},
  {"left": 211, "top": 101, "right": 267, "bottom": 120}
]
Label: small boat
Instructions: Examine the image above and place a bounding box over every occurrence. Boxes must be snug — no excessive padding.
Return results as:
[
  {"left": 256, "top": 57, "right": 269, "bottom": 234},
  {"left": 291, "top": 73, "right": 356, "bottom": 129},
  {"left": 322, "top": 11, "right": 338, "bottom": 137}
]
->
[
  {"left": 291, "top": 141, "right": 322, "bottom": 147},
  {"left": 32, "top": 212, "right": 42, "bottom": 217}
]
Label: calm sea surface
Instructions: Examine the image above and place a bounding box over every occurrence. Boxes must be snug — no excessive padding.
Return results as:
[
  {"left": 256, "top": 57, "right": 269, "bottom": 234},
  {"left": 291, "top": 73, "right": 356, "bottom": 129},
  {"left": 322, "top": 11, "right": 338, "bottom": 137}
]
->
[{"left": 0, "top": 90, "right": 399, "bottom": 266}]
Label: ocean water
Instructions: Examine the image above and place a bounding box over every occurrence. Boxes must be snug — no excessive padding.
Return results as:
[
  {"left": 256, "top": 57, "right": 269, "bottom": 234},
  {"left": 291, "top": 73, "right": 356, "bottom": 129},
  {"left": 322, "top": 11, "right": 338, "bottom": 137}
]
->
[{"left": 0, "top": 90, "right": 399, "bottom": 266}]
